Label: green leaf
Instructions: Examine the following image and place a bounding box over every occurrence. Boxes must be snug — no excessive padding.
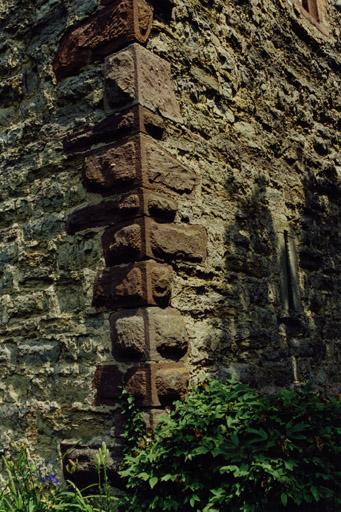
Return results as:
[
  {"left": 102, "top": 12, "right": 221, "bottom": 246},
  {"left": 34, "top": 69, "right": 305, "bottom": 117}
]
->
[
  {"left": 149, "top": 476, "right": 158, "bottom": 489},
  {"left": 281, "top": 493, "right": 288, "bottom": 507},
  {"left": 246, "top": 428, "right": 268, "bottom": 441},
  {"left": 231, "top": 432, "right": 239, "bottom": 447},
  {"left": 138, "top": 472, "right": 150, "bottom": 481},
  {"left": 311, "top": 486, "right": 319, "bottom": 502},
  {"left": 161, "top": 474, "right": 177, "bottom": 482},
  {"left": 189, "top": 495, "right": 200, "bottom": 507}
]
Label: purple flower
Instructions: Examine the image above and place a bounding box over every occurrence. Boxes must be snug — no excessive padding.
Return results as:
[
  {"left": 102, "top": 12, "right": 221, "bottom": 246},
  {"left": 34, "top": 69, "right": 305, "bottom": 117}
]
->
[{"left": 41, "top": 474, "right": 61, "bottom": 486}]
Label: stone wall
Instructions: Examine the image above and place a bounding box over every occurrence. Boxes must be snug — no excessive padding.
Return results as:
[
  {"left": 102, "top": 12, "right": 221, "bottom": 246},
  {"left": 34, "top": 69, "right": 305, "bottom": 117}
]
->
[{"left": 0, "top": 0, "right": 340, "bottom": 478}]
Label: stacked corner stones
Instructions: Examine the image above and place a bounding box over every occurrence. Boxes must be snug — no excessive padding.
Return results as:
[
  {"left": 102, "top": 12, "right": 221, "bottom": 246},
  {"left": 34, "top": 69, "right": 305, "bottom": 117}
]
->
[{"left": 53, "top": 0, "right": 207, "bottom": 466}]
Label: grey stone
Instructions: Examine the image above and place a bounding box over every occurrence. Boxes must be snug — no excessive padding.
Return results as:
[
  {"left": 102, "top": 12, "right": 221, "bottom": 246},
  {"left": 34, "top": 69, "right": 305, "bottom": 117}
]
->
[
  {"left": 18, "top": 341, "right": 61, "bottom": 365},
  {"left": 110, "top": 307, "right": 188, "bottom": 361}
]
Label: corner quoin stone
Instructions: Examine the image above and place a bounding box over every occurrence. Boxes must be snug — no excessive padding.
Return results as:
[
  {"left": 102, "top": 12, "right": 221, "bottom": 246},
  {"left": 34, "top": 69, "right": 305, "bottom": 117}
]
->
[
  {"left": 60, "top": 442, "right": 122, "bottom": 488},
  {"left": 156, "top": 364, "right": 189, "bottom": 406},
  {"left": 93, "top": 364, "right": 124, "bottom": 405},
  {"left": 110, "top": 307, "right": 188, "bottom": 361},
  {"left": 82, "top": 133, "right": 197, "bottom": 196},
  {"left": 64, "top": 105, "right": 165, "bottom": 155},
  {"left": 105, "top": 43, "right": 182, "bottom": 122},
  {"left": 54, "top": 0, "right": 154, "bottom": 80},
  {"left": 92, "top": 260, "right": 173, "bottom": 308},
  {"left": 54, "top": 0, "right": 192, "bottom": 441},
  {"left": 66, "top": 189, "right": 178, "bottom": 234},
  {"left": 126, "top": 362, "right": 188, "bottom": 407},
  {"left": 102, "top": 218, "right": 208, "bottom": 264}
]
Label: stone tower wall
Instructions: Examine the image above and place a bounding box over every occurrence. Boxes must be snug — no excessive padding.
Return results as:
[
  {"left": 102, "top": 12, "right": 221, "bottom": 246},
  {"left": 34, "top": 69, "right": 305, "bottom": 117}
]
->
[{"left": 0, "top": 0, "right": 340, "bottom": 476}]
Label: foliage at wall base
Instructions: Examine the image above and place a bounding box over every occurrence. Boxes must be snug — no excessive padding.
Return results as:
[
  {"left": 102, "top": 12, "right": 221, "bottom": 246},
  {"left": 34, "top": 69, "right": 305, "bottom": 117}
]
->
[{"left": 119, "top": 379, "right": 341, "bottom": 512}]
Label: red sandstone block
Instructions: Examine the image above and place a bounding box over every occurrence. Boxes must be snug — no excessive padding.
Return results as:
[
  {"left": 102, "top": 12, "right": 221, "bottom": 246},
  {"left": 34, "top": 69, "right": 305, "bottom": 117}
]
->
[
  {"left": 102, "top": 218, "right": 207, "bottom": 264},
  {"left": 126, "top": 364, "right": 159, "bottom": 407},
  {"left": 54, "top": 0, "right": 154, "bottom": 80},
  {"left": 126, "top": 362, "right": 188, "bottom": 407},
  {"left": 66, "top": 189, "right": 178, "bottom": 234},
  {"left": 105, "top": 44, "right": 182, "bottom": 122},
  {"left": 110, "top": 307, "right": 188, "bottom": 361},
  {"left": 156, "top": 364, "right": 188, "bottom": 405},
  {"left": 63, "top": 105, "right": 165, "bottom": 154},
  {"left": 83, "top": 133, "right": 197, "bottom": 196},
  {"left": 149, "top": 221, "right": 207, "bottom": 263},
  {"left": 93, "top": 260, "right": 172, "bottom": 308},
  {"left": 93, "top": 364, "right": 124, "bottom": 405}
]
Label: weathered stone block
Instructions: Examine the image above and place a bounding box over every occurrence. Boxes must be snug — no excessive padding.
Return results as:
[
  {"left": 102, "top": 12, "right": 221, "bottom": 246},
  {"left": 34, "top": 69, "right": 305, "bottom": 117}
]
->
[
  {"left": 110, "top": 307, "right": 188, "bottom": 360},
  {"left": 83, "top": 133, "right": 197, "bottom": 196},
  {"left": 54, "top": 0, "right": 154, "bottom": 80},
  {"left": 102, "top": 218, "right": 207, "bottom": 264},
  {"left": 150, "top": 309, "right": 188, "bottom": 359},
  {"left": 156, "top": 364, "right": 188, "bottom": 405},
  {"left": 126, "top": 362, "right": 188, "bottom": 407},
  {"left": 64, "top": 105, "right": 165, "bottom": 154},
  {"left": 150, "top": 220, "right": 207, "bottom": 263},
  {"left": 93, "top": 260, "right": 172, "bottom": 308},
  {"left": 111, "top": 309, "right": 146, "bottom": 359},
  {"left": 126, "top": 364, "right": 159, "bottom": 407},
  {"left": 105, "top": 44, "right": 181, "bottom": 121},
  {"left": 93, "top": 364, "right": 124, "bottom": 405},
  {"left": 18, "top": 341, "right": 61, "bottom": 365},
  {"left": 61, "top": 443, "right": 122, "bottom": 489},
  {"left": 66, "top": 189, "right": 178, "bottom": 234},
  {"left": 83, "top": 137, "right": 137, "bottom": 193}
]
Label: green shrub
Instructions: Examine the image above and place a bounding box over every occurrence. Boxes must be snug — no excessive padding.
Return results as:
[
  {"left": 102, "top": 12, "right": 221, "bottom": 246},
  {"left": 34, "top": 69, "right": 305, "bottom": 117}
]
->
[{"left": 119, "top": 379, "right": 341, "bottom": 512}]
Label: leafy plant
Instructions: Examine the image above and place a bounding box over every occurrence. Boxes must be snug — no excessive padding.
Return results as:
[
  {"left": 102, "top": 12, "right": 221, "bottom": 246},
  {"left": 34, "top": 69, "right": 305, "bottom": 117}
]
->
[
  {"left": 119, "top": 379, "right": 341, "bottom": 512},
  {"left": 0, "top": 443, "right": 118, "bottom": 512},
  {"left": 119, "top": 387, "right": 147, "bottom": 453},
  {"left": 0, "top": 445, "right": 61, "bottom": 512},
  {"left": 1, "top": 382, "right": 340, "bottom": 512}
]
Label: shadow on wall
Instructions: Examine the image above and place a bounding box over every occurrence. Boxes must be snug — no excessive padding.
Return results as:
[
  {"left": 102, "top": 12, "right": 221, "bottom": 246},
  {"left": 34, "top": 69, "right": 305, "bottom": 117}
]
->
[
  {"left": 216, "top": 174, "right": 293, "bottom": 390},
  {"left": 295, "top": 165, "right": 341, "bottom": 392},
  {"left": 204, "top": 165, "right": 340, "bottom": 392}
]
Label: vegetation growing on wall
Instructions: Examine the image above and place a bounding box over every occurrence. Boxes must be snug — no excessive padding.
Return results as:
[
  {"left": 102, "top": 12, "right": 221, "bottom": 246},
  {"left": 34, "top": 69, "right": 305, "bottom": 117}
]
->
[
  {"left": 120, "top": 380, "right": 341, "bottom": 512},
  {"left": 0, "top": 380, "right": 340, "bottom": 512}
]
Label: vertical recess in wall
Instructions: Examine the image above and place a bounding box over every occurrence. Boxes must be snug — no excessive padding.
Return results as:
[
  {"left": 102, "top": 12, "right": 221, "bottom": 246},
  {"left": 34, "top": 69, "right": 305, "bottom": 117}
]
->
[
  {"left": 54, "top": 0, "right": 207, "bottom": 483},
  {"left": 279, "top": 230, "right": 301, "bottom": 316},
  {"left": 278, "top": 228, "right": 304, "bottom": 386}
]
